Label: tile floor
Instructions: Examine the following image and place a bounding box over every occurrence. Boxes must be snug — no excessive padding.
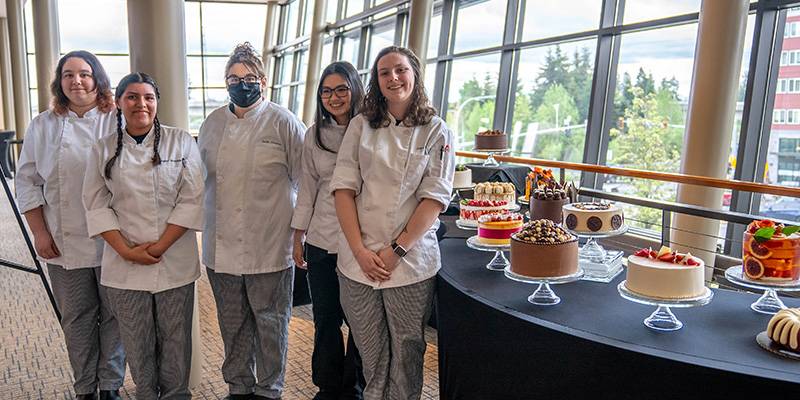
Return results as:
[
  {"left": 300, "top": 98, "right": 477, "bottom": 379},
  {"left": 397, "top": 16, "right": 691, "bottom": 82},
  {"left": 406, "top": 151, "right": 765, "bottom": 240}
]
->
[{"left": 0, "top": 182, "right": 440, "bottom": 399}]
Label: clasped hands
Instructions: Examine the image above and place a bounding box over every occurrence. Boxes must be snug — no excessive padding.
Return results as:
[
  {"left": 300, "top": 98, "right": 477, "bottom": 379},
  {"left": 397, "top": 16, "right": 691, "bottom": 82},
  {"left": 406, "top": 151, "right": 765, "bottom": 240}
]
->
[
  {"left": 355, "top": 245, "right": 400, "bottom": 282},
  {"left": 121, "top": 241, "right": 166, "bottom": 265}
]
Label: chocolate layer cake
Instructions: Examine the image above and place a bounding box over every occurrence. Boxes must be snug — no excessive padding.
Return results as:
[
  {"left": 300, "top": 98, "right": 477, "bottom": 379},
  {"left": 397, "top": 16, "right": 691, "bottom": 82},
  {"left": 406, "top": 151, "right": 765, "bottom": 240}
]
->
[
  {"left": 474, "top": 129, "right": 508, "bottom": 151},
  {"left": 510, "top": 220, "right": 579, "bottom": 278}
]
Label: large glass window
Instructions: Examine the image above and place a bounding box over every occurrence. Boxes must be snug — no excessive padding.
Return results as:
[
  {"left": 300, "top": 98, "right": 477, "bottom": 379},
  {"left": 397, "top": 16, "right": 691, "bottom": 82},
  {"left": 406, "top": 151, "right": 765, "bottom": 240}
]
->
[
  {"left": 761, "top": 7, "right": 800, "bottom": 222},
  {"left": 622, "top": 0, "right": 701, "bottom": 25},
  {"left": 521, "top": 0, "right": 601, "bottom": 42},
  {"left": 452, "top": 0, "right": 506, "bottom": 54},
  {"left": 512, "top": 40, "right": 596, "bottom": 165},
  {"left": 603, "top": 24, "right": 698, "bottom": 229},
  {"left": 368, "top": 18, "right": 396, "bottom": 63},
  {"left": 446, "top": 53, "right": 502, "bottom": 151}
]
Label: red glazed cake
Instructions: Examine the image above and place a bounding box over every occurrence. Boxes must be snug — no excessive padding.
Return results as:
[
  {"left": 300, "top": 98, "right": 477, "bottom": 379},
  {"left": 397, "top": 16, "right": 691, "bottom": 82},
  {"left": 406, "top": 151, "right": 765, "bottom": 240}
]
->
[
  {"left": 742, "top": 219, "right": 800, "bottom": 282},
  {"left": 477, "top": 212, "right": 524, "bottom": 245}
]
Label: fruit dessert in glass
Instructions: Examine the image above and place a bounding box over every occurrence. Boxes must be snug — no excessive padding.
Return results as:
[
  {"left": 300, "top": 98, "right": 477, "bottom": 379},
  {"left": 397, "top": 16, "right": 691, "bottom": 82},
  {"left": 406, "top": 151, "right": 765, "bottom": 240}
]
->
[{"left": 742, "top": 219, "right": 800, "bottom": 282}]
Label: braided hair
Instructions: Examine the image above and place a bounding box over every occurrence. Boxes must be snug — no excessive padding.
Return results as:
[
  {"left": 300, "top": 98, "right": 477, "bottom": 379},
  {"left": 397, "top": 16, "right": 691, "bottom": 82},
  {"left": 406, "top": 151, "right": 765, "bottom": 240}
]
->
[{"left": 104, "top": 72, "right": 162, "bottom": 179}]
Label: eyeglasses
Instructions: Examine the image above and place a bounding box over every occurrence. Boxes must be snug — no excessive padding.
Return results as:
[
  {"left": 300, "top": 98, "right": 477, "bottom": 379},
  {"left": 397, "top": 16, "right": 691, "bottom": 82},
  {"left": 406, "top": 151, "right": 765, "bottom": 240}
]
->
[
  {"left": 226, "top": 74, "right": 260, "bottom": 85},
  {"left": 320, "top": 85, "right": 351, "bottom": 99}
]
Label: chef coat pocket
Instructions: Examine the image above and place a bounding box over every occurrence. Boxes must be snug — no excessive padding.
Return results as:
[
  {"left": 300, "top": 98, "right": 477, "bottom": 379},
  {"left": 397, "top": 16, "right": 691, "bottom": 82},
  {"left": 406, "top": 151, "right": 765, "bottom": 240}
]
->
[
  {"left": 253, "top": 142, "right": 287, "bottom": 183},
  {"left": 403, "top": 153, "right": 430, "bottom": 193},
  {"left": 157, "top": 163, "right": 183, "bottom": 205}
]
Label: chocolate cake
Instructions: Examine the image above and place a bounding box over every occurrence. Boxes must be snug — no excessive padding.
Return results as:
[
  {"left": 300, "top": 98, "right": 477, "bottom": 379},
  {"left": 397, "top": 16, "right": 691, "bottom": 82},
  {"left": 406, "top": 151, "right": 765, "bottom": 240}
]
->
[
  {"left": 510, "top": 220, "right": 579, "bottom": 278},
  {"left": 474, "top": 129, "right": 508, "bottom": 151}
]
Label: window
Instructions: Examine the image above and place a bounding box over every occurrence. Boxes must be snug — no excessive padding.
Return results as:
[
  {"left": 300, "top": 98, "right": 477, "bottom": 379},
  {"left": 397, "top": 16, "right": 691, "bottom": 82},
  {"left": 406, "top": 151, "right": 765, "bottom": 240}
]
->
[
  {"left": 521, "top": 0, "right": 602, "bottom": 42},
  {"left": 368, "top": 18, "right": 396, "bottom": 63},
  {"left": 622, "top": 0, "right": 700, "bottom": 25},
  {"left": 512, "top": 40, "right": 596, "bottom": 166},
  {"left": 445, "top": 53, "right": 502, "bottom": 151},
  {"left": 452, "top": 0, "right": 506, "bottom": 54},
  {"left": 185, "top": 1, "right": 268, "bottom": 131},
  {"left": 786, "top": 21, "right": 800, "bottom": 38}
]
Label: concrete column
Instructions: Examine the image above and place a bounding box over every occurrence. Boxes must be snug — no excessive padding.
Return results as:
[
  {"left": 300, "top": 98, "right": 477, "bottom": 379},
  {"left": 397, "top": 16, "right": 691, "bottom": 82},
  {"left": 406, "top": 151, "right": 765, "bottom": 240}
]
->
[
  {"left": 302, "top": 0, "right": 327, "bottom": 125},
  {"left": 671, "top": 0, "right": 749, "bottom": 277},
  {"left": 7, "top": 0, "right": 30, "bottom": 138},
  {"left": 263, "top": 1, "right": 278, "bottom": 100},
  {"left": 0, "top": 17, "right": 14, "bottom": 130},
  {"left": 127, "top": 0, "right": 189, "bottom": 130},
  {"left": 407, "top": 0, "right": 433, "bottom": 65},
  {"left": 31, "top": 0, "right": 59, "bottom": 113}
]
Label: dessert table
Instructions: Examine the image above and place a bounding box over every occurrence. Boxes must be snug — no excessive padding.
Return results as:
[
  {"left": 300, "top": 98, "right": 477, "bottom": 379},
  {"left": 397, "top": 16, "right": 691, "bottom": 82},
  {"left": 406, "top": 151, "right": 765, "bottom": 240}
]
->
[{"left": 435, "top": 237, "right": 800, "bottom": 399}]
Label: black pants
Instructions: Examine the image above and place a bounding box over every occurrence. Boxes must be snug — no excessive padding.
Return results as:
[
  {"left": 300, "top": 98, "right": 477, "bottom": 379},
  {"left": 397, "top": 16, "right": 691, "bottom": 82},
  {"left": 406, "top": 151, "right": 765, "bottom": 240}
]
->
[{"left": 305, "top": 244, "right": 366, "bottom": 400}]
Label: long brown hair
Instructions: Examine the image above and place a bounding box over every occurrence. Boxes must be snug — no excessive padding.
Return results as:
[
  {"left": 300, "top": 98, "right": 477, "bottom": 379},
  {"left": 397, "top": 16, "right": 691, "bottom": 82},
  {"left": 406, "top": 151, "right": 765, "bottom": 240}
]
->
[
  {"left": 50, "top": 50, "right": 114, "bottom": 115},
  {"left": 363, "top": 46, "right": 436, "bottom": 129},
  {"left": 314, "top": 61, "right": 364, "bottom": 153}
]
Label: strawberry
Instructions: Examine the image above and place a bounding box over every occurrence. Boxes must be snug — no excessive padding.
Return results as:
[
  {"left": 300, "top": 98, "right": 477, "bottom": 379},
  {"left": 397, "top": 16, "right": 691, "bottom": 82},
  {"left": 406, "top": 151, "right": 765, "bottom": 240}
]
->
[
  {"left": 686, "top": 257, "right": 700, "bottom": 266},
  {"left": 658, "top": 253, "right": 675, "bottom": 263},
  {"left": 634, "top": 248, "right": 650, "bottom": 257},
  {"left": 675, "top": 254, "right": 685, "bottom": 262},
  {"left": 649, "top": 250, "right": 658, "bottom": 259}
]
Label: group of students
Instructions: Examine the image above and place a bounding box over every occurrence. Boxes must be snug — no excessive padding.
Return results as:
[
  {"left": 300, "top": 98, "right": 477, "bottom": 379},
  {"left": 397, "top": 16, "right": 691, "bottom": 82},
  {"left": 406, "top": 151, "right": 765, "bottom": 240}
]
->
[{"left": 15, "top": 41, "right": 454, "bottom": 400}]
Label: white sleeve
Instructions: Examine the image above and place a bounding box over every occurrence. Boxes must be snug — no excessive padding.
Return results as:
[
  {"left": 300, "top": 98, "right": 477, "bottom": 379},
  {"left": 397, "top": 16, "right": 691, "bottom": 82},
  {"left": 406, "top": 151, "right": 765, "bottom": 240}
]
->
[
  {"left": 290, "top": 126, "right": 319, "bottom": 231},
  {"left": 82, "top": 141, "right": 121, "bottom": 237},
  {"left": 167, "top": 133, "right": 205, "bottom": 231},
  {"left": 14, "top": 123, "right": 45, "bottom": 213},
  {"left": 415, "top": 123, "right": 455, "bottom": 209},
  {"left": 330, "top": 121, "right": 363, "bottom": 196}
]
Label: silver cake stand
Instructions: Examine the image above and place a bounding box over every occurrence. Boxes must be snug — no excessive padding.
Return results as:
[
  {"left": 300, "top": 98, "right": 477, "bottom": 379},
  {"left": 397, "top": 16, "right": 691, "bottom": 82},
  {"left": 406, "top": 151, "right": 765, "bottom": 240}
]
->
[
  {"left": 504, "top": 267, "right": 584, "bottom": 305},
  {"left": 724, "top": 266, "right": 800, "bottom": 315},
  {"left": 618, "top": 281, "right": 713, "bottom": 331},
  {"left": 567, "top": 225, "right": 628, "bottom": 283},
  {"left": 466, "top": 235, "right": 511, "bottom": 271},
  {"left": 473, "top": 149, "right": 510, "bottom": 166}
]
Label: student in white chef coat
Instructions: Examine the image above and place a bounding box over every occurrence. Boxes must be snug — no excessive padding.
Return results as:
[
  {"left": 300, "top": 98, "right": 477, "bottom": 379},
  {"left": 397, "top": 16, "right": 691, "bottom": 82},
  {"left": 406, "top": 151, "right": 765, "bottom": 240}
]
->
[
  {"left": 82, "top": 72, "right": 204, "bottom": 400},
  {"left": 15, "top": 50, "right": 126, "bottom": 400},
  {"left": 198, "top": 43, "right": 305, "bottom": 400},
  {"left": 290, "top": 61, "right": 366, "bottom": 400},
  {"left": 331, "top": 46, "right": 455, "bottom": 399}
]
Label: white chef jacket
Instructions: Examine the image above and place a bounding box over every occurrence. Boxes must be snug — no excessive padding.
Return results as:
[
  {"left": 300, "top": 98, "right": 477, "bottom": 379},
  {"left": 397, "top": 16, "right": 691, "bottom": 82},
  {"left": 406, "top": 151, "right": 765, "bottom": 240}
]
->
[
  {"left": 330, "top": 114, "right": 455, "bottom": 289},
  {"left": 198, "top": 101, "right": 306, "bottom": 275},
  {"left": 15, "top": 108, "right": 114, "bottom": 269},
  {"left": 290, "top": 121, "right": 346, "bottom": 253},
  {"left": 82, "top": 125, "right": 204, "bottom": 293}
]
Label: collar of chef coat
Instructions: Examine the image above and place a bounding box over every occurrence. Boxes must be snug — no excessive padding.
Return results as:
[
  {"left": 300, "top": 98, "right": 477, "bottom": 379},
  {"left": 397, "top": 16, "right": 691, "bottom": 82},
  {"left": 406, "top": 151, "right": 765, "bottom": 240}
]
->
[
  {"left": 121, "top": 125, "right": 155, "bottom": 146},
  {"left": 64, "top": 106, "right": 101, "bottom": 120},
  {"left": 385, "top": 112, "right": 411, "bottom": 128},
  {"left": 225, "top": 98, "right": 269, "bottom": 120}
]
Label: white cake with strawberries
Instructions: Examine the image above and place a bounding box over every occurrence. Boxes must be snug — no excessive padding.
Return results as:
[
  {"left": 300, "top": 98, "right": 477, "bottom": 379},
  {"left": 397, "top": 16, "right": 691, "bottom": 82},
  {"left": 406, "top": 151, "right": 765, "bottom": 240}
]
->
[
  {"left": 625, "top": 246, "right": 706, "bottom": 299},
  {"left": 458, "top": 199, "right": 514, "bottom": 228}
]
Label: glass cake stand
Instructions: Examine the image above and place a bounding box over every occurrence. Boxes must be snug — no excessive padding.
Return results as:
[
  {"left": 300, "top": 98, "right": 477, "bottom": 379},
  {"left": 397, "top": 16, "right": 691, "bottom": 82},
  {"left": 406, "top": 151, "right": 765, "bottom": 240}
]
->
[
  {"left": 723, "top": 266, "right": 800, "bottom": 315},
  {"left": 466, "top": 235, "right": 511, "bottom": 271},
  {"left": 504, "top": 267, "right": 584, "bottom": 305},
  {"left": 473, "top": 149, "right": 510, "bottom": 166},
  {"left": 567, "top": 225, "right": 628, "bottom": 283},
  {"left": 617, "top": 281, "right": 713, "bottom": 331}
]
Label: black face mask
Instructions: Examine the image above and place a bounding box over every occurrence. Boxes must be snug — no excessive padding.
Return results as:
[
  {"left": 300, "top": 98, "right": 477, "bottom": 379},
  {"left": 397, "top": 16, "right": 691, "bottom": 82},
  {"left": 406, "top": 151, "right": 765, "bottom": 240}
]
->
[{"left": 228, "top": 81, "right": 261, "bottom": 108}]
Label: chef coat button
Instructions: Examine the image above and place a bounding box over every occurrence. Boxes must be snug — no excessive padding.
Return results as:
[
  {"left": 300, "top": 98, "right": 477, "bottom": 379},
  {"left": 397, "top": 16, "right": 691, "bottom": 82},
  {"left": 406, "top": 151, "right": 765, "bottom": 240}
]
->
[
  {"left": 236, "top": 208, "right": 242, "bottom": 212},
  {"left": 237, "top": 238, "right": 243, "bottom": 243}
]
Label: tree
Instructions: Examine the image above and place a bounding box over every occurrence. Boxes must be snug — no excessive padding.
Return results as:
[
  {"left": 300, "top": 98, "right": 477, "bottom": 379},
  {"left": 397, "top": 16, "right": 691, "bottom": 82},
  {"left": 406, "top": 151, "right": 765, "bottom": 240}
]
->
[
  {"left": 608, "top": 86, "right": 682, "bottom": 228},
  {"left": 529, "top": 45, "right": 570, "bottom": 110},
  {"left": 566, "top": 47, "right": 593, "bottom": 123},
  {"left": 530, "top": 84, "right": 582, "bottom": 162}
]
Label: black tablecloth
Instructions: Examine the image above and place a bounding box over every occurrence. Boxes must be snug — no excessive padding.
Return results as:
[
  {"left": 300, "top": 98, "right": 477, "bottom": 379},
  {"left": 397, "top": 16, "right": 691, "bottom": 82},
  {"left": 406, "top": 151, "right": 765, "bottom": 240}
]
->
[{"left": 435, "top": 238, "right": 800, "bottom": 399}]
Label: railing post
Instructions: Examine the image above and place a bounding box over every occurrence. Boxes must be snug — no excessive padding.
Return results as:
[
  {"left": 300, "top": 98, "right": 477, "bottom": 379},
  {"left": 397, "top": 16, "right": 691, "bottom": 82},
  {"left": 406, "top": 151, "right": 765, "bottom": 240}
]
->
[{"left": 661, "top": 210, "right": 671, "bottom": 248}]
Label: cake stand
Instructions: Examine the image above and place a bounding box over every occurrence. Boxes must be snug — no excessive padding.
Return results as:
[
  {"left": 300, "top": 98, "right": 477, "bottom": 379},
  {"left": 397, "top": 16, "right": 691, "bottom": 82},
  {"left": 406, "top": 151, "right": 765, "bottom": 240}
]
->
[
  {"left": 723, "top": 266, "right": 800, "bottom": 314},
  {"left": 473, "top": 149, "right": 509, "bottom": 166},
  {"left": 504, "top": 267, "right": 584, "bottom": 305},
  {"left": 617, "top": 281, "right": 714, "bottom": 331},
  {"left": 466, "top": 235, "right": 511, "bottom": 271},
  {"left": 567, "top": 225, "right": 628, "bottom": 283}
]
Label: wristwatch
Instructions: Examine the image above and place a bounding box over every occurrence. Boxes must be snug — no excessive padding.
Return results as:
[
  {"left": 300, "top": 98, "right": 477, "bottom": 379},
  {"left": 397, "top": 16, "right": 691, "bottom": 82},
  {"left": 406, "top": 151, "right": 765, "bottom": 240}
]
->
[{"left": 391, "top": 241, "right": 408, "bottom": 258}]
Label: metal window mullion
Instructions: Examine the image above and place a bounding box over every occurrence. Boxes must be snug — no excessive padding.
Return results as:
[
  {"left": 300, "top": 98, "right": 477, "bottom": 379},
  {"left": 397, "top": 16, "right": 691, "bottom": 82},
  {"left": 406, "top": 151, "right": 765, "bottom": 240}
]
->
[
  {"left": 492, "top": 0, "right": 522, "bottom": 132},
  {"left": 394, "top": 11, "right": 407, "bottom": 46},
  {"left": 726, "top": 5, "right": 784, "bottom": 256},
  {"left": 433, "top": 0, "right": 456, "bottom": 116},
  {"left": 580, "top": 0, "right": 623, "bottom": 191},
  {"left": 198, "top": 3, "right": 208, "bottom": 118},
  {"left": 358, "top": 25, "right": 370, "bottom": 69}
]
